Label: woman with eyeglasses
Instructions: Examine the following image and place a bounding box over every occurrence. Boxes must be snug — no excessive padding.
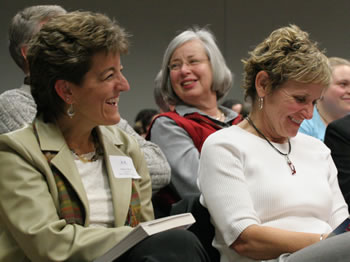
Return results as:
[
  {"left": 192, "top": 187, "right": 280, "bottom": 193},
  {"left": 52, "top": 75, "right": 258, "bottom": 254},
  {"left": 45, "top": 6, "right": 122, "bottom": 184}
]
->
[{"left": 147, "top": 27, "right": 241, "bottom": 215}]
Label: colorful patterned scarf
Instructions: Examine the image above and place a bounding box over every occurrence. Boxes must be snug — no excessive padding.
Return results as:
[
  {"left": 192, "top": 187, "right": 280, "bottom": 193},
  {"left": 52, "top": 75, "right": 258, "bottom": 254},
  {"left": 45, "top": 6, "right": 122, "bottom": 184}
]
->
[
  {"left": 33, "top": 123, "right": 141, "bottom": 227},
  {"left": 125, "top": 180, "right": 141, "bottom": 227},
  {"left": 44, "top": 151, "right": 85, "bottom": 225}
]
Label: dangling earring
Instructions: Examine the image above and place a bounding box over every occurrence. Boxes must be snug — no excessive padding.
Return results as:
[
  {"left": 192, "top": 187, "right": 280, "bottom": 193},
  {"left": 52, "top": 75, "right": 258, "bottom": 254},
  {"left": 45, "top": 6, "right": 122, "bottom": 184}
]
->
[
  {"left": 259, "top": 97, "right": 264, "bottom": 110},
  {"left": 67, "top": 104, "right": 75, "bottom": 118}
]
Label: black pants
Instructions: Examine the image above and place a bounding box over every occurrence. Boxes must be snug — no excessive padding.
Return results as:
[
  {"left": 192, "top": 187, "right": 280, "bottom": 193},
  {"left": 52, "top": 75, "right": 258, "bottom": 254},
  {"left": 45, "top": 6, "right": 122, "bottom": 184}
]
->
[
  {"left": 116, "top": 229, "right": 210, "bottom": 262},
  {"left": 170, "top": 194, "right": 220, "bottom": 262}
]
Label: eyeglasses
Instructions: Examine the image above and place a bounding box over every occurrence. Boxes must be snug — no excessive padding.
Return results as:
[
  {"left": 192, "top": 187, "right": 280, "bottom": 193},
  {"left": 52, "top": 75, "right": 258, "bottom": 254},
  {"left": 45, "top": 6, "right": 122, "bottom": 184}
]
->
[{"left": 168, "top": 58, "right": 208, "bottom": 71}]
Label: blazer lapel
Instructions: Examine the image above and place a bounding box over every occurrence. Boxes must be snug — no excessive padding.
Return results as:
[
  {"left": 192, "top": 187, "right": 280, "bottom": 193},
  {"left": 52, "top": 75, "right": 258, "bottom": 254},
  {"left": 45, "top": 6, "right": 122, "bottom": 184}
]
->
[
  {"left": 97, "top": 126, "right": 132, "bottom": 227},
  {"left": 35, "top": 119, "right": 133, "bottom": 227},
  {"left": 35, "top": 119, "right": 90, "bottom": 220}
]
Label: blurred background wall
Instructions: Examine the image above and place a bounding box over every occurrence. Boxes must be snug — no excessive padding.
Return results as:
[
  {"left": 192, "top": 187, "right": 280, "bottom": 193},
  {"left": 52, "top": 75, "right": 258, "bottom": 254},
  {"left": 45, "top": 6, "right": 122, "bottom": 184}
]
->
[{"left": 1, "top": 0, "right": 349, "bottom": 123}]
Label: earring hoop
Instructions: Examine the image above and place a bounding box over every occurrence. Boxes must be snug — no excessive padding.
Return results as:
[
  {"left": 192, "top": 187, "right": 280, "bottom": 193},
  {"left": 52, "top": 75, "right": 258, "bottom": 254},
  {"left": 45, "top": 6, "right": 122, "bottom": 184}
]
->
[
  {"left": 259, "top": 97, "right": 264, "bottom": 110},
  {"left": 67, "top": 104, "right": 75, "bottom": 118}
]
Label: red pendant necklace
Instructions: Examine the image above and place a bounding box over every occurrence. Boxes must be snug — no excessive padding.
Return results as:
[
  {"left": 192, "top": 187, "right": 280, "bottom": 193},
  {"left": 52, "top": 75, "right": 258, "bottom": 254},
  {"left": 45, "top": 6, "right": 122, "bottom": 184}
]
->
[{"left": 246, "top": 117, "right": 296, "bottom": 175}]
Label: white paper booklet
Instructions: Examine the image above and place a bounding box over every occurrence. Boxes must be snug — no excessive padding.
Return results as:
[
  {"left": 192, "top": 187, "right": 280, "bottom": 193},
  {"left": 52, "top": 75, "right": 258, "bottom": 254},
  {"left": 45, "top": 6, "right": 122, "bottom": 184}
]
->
[{"left": 93, "top": 213, "right": 195, "bottom": 262}]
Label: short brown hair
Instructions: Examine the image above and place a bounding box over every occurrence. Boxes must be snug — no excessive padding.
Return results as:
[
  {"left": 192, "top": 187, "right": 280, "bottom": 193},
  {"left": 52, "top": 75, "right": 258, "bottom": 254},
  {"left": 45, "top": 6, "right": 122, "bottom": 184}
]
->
[{"left": 27, "top": 11, "right": 130, "bottom": 122}]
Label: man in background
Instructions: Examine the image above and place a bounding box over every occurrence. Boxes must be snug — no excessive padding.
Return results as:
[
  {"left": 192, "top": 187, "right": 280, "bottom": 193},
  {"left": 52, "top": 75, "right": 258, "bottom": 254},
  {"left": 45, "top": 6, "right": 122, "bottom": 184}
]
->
[{"left": 0, "top": 5, "right": 66, "bottom": 134}]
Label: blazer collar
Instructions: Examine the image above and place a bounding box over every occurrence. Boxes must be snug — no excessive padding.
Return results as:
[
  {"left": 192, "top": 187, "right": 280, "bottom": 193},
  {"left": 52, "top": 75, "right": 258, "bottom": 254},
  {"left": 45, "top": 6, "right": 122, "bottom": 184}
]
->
[
  {"left": 34, "top": 118, "right": 90, "bottom": 219},
  {"left": 95, "top": 126, "right": 132, "bottom": 227},
  {"left": 35, "top": 118, "right": 125, "bottom": 151},
  {"left": 35, "top": 118, "right": 132, "bottom": 227}
]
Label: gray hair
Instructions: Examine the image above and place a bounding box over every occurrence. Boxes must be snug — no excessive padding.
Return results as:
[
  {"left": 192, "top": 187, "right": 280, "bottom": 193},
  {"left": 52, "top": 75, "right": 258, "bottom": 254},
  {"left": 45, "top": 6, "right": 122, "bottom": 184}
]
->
[
  {"left": 8, "top": 5, "right": 66, "bottom": 73},
  {"left": 154, "top": 74, "right": 171, "bottom": 112},
  {"left": 156, "top": 27, "right": 233, "bottom": 105}
]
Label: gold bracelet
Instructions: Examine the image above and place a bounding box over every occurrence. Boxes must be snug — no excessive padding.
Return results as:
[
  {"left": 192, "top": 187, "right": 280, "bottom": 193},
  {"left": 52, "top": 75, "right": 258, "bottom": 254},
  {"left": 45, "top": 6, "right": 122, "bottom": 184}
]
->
[{"left": 320, "top": 233, "right": 324, "bottom": 241}]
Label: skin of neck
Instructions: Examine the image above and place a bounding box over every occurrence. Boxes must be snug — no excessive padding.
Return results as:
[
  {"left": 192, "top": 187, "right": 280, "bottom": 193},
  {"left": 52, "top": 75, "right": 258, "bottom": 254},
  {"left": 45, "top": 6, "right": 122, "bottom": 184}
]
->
[
  {"left": 56, "top": 115, "right": 96, "bottom": 155},
  {"left": 189, "top": 91, "right": 220, "bottom": 118},
  {"left": 241, "top": 105, "right": 288, "bottom": 144},
  {"left": 200, "top": 105, "right": 221, "bottom": 119}
]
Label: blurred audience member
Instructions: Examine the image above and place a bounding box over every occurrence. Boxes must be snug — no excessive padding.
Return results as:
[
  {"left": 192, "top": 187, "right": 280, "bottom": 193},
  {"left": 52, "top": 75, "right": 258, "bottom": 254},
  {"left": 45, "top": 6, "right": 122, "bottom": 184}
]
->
[
  {"left": 299, "top": 57, "right": 350, "bottom": 141},
  {"left": 241, "top": 100, "right": 252, "bottom": 118},
  {"left": 0, "top": 5, "right": 66, "bottom": 134},
  {"left": 222, "top": 98, "right": 252, "bottom": 118},
  {"left": 222, "top": 98, "right": 243, "bottom": 114},
  {"left": 134, "top": 108, "right": 159, "bottom": 138}
]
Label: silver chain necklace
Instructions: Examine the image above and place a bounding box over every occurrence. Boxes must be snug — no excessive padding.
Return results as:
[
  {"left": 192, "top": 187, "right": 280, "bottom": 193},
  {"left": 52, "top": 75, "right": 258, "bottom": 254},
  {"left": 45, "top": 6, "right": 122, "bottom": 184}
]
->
[{"left": 246, "top": 117, "right": 296, "bottom": 175}]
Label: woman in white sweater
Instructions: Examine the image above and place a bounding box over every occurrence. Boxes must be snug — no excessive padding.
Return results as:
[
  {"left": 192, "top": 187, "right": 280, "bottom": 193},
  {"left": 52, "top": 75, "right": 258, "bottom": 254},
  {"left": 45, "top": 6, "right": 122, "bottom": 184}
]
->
[{"left": 198, "top": 24, "right": 350, "bottom": 262}]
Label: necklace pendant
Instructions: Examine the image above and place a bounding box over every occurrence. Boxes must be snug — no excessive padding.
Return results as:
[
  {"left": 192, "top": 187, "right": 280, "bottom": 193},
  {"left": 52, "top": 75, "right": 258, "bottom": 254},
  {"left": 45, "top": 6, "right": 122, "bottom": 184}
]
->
[
  {"left": 246, "top": 117, "right": 296, "bottom": 175},
  {"left": 285, "top": 155, "right": 296, "bottom": 175}
]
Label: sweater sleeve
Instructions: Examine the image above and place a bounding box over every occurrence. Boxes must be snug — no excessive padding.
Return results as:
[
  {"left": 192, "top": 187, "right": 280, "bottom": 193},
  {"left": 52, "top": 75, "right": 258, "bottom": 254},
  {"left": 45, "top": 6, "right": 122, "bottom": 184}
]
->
[
  {"left": 149, "top": 116, "right": 200, "bottom": 198},
  {"left": 116, "top": 118, "right": 171, "bottom": 193},
  {"left": 0, "top": 88, "right": 36, "bottom": 134},
  {"left": 198, "top": 131, "right": 259, "bottom": 246}
]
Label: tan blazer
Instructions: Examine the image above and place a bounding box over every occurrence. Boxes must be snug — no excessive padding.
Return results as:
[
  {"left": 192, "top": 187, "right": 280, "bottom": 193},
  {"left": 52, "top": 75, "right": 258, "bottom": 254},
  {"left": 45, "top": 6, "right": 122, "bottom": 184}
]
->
[{"left": 0, "top": 118, "right": 154, "bottom": 262}]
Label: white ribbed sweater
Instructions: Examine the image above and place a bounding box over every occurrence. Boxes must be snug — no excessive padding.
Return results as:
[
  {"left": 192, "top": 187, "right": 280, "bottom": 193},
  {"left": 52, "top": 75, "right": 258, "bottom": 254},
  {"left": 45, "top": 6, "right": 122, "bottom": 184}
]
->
[{"left": 198, "top": 125, "right": 349, "bottom": 262}]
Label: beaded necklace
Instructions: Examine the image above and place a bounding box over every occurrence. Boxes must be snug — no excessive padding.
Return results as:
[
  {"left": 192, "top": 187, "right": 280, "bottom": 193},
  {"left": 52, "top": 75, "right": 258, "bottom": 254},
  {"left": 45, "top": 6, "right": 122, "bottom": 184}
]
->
[{"left": 70, "top": 130, "right": 103, "bottom": 163}]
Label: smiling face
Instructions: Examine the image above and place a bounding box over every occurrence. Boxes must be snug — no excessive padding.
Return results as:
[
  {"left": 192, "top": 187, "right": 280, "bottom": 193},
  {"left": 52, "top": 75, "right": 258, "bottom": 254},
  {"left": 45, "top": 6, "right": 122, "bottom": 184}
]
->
[
  {"left": 322, "top": 64, "right": 350, "bottom": 116},
  {"left": 261, "top": 80, "right": 324, "bottom": 141},
  {"left": 68, "top": 51, "right": 129, "bottom": 128},
  {"left": 169, "top": 39, "right": 216, "bottom": 108}
]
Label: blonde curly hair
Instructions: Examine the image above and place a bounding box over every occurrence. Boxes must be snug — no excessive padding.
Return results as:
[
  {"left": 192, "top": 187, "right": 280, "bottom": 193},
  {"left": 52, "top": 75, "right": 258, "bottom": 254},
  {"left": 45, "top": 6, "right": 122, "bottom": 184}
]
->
[{"left": 241, "top": 24, "right": 331, "bottom": 105}]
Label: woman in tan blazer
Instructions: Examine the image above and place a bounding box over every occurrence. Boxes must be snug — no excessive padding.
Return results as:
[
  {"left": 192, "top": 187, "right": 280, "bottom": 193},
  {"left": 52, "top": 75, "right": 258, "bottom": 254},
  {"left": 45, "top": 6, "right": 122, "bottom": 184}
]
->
[{"left": 0, "top": 11, "right": 208, "bottom": 262}]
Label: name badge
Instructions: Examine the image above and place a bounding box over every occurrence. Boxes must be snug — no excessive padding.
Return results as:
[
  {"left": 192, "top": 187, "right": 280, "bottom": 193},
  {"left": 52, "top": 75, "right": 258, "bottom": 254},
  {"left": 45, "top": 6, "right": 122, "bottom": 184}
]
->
[{"left": 109, "top": 156, "right": 141, "bottom": 179}]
